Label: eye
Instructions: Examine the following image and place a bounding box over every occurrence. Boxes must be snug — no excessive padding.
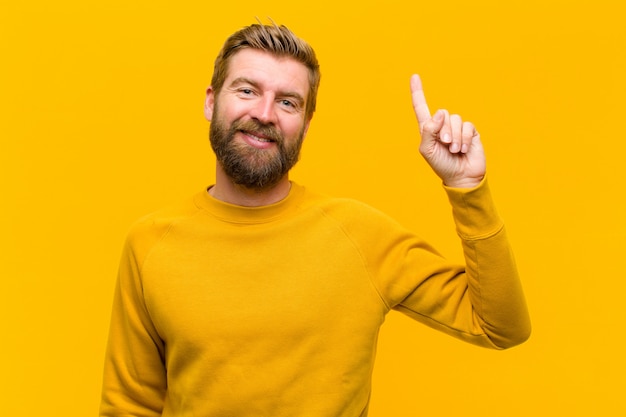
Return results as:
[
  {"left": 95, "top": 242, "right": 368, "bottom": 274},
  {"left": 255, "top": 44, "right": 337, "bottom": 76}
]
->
[
  {"left": 234, "top": 87, "right": 256, "bottom": 98},
  {"left": 281, "top": 99, "right": 295, "bottom": 108}
]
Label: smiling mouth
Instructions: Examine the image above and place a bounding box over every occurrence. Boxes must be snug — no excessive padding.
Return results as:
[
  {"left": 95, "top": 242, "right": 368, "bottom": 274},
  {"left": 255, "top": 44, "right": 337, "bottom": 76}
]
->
[{"left": 241, "top": 130, "right": 276, "bottom": 143}]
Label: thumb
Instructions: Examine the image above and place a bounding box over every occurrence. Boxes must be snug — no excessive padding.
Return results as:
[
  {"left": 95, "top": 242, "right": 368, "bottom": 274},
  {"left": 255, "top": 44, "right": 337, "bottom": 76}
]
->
[{"left": 420, "top": 109, "right": 445, "bottom": 145}]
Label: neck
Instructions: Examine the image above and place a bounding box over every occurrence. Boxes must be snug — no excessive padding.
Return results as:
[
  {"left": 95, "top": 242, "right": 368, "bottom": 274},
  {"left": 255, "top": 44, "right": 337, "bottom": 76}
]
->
[{"left": 209, "top": 166, "right": 292, "bottom": 207}]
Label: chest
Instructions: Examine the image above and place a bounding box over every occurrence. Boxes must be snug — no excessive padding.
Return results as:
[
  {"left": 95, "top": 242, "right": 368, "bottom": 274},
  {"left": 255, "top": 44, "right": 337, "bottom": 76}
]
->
[{"left": 140, "top": 218, "right": 385, "bottom": 346}]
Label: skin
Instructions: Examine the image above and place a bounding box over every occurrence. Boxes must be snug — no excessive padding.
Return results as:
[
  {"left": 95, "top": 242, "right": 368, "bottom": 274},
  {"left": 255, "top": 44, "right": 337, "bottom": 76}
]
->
[
  {"left": 205, "top": 49, "right": 486, "bottom": 206},
  {"left": 410, "top": 74, "right": 486, "bottom": 189}
]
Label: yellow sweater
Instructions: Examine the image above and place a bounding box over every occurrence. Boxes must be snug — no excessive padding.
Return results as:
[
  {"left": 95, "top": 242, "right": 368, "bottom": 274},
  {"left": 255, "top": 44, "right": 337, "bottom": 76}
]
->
[{"left": 100, "top": 179, "right": 530, "bottom": 416}]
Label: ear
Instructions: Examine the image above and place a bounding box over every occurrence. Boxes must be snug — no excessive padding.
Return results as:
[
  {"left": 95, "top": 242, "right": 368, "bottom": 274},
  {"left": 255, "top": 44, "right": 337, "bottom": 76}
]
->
[
  {"left": 204, "top": 86, "right": 215, "bottom": 121},
  {"left": 302, "top": 118, "right": 312, "bottom": 138}
]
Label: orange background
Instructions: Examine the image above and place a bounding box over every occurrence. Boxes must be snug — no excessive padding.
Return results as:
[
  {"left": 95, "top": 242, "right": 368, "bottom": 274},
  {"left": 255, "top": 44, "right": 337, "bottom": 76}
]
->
[{"left": 1, "top": 1, "right": 624, "bottom": 415}]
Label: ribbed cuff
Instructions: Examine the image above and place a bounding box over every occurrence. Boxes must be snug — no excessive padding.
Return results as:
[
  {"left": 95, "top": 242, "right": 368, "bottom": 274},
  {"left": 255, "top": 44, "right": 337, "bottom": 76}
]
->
[{"left": 443, "top": 176, "right": 504, "bottom": 239}]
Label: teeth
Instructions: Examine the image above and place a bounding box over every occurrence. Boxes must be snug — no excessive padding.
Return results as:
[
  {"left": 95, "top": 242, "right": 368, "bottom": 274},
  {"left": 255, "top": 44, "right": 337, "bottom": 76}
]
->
[{"left": 248, "top": 133, "right": 272, "bottom": 142}]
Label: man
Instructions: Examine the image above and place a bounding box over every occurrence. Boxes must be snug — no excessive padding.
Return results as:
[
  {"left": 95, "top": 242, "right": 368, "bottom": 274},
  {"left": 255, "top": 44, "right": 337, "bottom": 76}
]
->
[{"left": 100, "top": 22, "right": 530, "bottom": 417}]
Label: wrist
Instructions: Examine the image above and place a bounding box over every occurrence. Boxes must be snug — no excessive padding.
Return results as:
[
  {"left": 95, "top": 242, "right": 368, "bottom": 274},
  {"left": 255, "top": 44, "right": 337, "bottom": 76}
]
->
[{"left": 443, "top": 175, "right": 485, "bottom": 189}]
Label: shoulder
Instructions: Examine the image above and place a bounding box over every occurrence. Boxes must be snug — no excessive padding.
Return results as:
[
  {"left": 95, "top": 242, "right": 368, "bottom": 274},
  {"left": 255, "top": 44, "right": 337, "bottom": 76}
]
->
[
  {"left": 124, "top": 193, "right": 203, "bottom": 254},
  {"left": 300, "top": 187, "right": 405, "bottom": 233}
]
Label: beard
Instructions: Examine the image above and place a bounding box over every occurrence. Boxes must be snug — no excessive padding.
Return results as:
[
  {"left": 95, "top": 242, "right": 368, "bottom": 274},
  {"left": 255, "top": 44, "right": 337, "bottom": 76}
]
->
[{"left": 209, "top": 110, "right": 305, "bottom": 191}]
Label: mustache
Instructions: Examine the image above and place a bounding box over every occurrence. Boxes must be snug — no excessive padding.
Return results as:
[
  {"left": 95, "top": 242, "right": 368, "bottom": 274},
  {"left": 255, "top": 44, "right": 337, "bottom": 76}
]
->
[{"left": 231, "top": 119, "right": 283, "bottom": 144}]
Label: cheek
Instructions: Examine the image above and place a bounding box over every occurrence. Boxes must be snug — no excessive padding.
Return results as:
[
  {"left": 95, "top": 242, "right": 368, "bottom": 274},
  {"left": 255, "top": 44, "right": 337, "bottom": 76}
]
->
[
  {"left": 214, "top": 97, "right": 247, "bottom": 121},
  {"left": 281, "top": 117, "right": 307, "bottom": 138}
]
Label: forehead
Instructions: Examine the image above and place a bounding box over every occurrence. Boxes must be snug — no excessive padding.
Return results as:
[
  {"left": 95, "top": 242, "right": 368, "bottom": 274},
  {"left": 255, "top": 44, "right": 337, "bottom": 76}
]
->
[{"left": 225, "top": 49, "right": 310, "bottom": 98}]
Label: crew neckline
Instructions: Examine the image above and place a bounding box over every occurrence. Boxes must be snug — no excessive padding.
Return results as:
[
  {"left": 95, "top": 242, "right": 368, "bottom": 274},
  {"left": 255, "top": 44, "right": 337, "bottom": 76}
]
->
[{"left": 193, "top": 182, "right": 307, "bottom": 224}]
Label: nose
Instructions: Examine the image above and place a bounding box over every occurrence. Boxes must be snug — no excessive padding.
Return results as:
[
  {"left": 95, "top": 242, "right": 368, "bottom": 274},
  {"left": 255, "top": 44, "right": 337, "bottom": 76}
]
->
[{"left": 251, "top": 94, "right": 277, "bottom": 125}]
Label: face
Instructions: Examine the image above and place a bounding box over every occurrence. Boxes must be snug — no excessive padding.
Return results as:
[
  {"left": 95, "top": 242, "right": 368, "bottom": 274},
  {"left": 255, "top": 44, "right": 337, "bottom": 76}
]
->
[{"left": 205, "top": 49, "right": 311, "bottom": 190}]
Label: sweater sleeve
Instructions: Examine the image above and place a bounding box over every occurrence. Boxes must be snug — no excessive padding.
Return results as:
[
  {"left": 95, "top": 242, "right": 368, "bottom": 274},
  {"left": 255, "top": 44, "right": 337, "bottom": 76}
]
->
[
  {"left": 354, "top": 179, "right": 530, "bottom": 349},
  {"left": 100, "top": 221, "right": 168, "bottom": 417},
  {"left": 368, "top": 178, "right": 530, "bottom": 349}
]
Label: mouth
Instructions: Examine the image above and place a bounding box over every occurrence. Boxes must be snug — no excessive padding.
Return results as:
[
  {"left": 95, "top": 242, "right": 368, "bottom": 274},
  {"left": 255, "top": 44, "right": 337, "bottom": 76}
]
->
[
  {"left": 238, "top": 129, "right": 280, "bottom": 150},
  {"left": 241, "top": 130, "right": 276, "bottom": 143}
]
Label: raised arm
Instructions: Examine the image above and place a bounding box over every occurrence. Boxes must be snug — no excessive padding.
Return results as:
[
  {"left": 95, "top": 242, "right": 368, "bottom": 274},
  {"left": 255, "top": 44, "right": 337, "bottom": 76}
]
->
[{"left": 392, "top": 75, "right": 532, "bottom": 348}]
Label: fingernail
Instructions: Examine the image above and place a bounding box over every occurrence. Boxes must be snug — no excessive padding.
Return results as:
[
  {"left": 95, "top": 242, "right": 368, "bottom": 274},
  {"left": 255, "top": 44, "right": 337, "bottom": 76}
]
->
[
  {"left": 461, "top": 144, "right": 469, "bottom": 153},
  {"left": 443, "top": 133, "right": 451, "bottom": 143},
  {"left": 450, "top": 143, "right": 460, "bottom": 153}
]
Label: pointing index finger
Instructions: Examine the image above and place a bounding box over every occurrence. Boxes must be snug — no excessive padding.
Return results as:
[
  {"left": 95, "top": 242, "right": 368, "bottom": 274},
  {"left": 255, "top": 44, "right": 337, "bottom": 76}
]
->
[{"left": 410, "top": 74, "right": 431, "bottom": 128}]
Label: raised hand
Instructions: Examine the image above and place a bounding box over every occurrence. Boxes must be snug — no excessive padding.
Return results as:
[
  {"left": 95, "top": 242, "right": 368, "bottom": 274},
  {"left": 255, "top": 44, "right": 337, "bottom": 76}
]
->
[{"left": 410, "top": 74, "right": 486, "bottom": 188}]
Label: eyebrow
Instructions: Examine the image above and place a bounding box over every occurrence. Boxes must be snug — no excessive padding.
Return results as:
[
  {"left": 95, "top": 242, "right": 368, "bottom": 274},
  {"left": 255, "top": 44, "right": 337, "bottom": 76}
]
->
[{"left": 229, "top": 77, "right": 306, "bottom": 108}]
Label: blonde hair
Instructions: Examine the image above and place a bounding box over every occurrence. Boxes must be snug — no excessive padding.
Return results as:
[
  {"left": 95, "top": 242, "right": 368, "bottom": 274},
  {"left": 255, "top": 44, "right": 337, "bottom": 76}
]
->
[{"left": 211, "top": 22, "right": 321, "bottom": 120}]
